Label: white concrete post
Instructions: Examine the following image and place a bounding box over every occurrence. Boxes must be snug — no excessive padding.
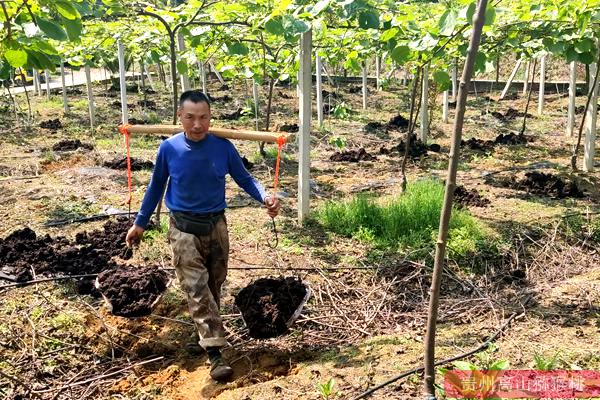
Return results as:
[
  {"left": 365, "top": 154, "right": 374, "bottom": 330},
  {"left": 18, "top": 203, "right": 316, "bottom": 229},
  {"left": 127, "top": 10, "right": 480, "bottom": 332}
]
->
[
  {"left": 252, "top": 79, "right": 259, "bottom": 131},
  {"left": 316, "top": 52, "right": 324, "bottom": 126},
  {"left": 298, "top": 29, "right": 312, "bottom": 223},
  {"left": 523, "top": 61, "right": 530, "bottom": 95},
  {"left": 44, "top": 70, "right": 51, "bottom": 100},
  {"left": 567, "top": 61, "right": 577, "bottom": 137},
  {"left": 362, "top": 61, "right": 368, "bottom": 110},
  {"left": 442, "top": 90, "right": 449, "bottom": 124},
  {"left": 538, "top": 56, "right": 546, "bottom": 115},
  {"left": 32, "top": 69, "right": 39, "bottom": 95},
  {"left": 500, "top": 59, "right": 522, "bottom": 100},
  {"left": 420, "top": 64, "right": 429, "bottom": 142},
  {"left": 199, "top": 62, "right": 207, "bottom": 93},
  {"left": 118, "top": 40, "right": 129, "bottom": 124},
  {"left": 60, "top": 60, "right": 69, "bottom": 113},
  {"left": 84, "top": 64, "right": 95, "bottom": 130},
  {"left": 209, "top": 61, "right": 225, "bottom": 85},
  {"left": 584, "top": 60, "right": 599, "bottom": 172},
  {"left": 177, "top": 32, "right": 191, "bottom": 92}
]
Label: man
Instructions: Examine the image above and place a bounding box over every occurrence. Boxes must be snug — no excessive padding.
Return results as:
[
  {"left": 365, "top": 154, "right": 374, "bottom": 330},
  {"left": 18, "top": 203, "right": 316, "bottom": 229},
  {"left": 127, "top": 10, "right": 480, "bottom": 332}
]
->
[{"left": 125, "top": 90, "right": 280, "bottom": 381}]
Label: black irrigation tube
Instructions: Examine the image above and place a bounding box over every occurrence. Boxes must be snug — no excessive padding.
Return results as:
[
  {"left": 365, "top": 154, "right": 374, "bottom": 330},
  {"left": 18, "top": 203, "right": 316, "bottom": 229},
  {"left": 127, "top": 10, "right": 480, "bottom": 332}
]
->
[{"left": 350, "top": 312, "right": 523, "bottom": 400}]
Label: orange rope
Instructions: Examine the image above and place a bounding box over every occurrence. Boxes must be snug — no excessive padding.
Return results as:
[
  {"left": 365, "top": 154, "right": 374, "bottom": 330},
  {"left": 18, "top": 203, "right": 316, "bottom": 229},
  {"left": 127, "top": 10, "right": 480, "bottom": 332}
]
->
[
  {"left": 273, "top": 135, "right": 286, "bottom": 196},
  {"left": 118, "top": 124, "right": 133, "bottom": 209}
]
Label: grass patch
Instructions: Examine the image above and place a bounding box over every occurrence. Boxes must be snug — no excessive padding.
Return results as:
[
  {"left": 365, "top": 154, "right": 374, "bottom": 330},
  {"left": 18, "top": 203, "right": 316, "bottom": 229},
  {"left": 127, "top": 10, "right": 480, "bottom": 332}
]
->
[{"left": 315, "top": 179, "right": 495, "bottom": 261}]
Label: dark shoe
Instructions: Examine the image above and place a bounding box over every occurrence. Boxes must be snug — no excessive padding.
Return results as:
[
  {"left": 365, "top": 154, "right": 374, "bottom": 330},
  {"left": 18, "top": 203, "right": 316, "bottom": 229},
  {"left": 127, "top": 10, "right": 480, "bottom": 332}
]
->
[
  {"left": 184, "top": 341, "right": 203, "bottom": 355},
  {"left": 210, "top": 355, "right": 234, "bottom": 381}
]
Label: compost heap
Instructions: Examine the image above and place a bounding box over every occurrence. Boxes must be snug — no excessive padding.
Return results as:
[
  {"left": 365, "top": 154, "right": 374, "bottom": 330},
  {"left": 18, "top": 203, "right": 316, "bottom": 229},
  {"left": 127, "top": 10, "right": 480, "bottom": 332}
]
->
[
  {"left": 0, "top": 218, "right": 138, "bottom": 292},
  {"left": 235, "top": 277, "right": 307, "bottom": 339},
  {"left": 96, "top": 265, "right": 169, "bottom": 317}
]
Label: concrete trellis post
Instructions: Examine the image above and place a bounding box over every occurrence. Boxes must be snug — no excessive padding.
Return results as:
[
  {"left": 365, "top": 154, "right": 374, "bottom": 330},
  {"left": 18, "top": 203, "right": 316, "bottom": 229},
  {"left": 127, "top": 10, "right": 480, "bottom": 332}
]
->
[
  {"left": 567, "top": 61, "right": 577, "bottom": 137},
  {"left": 118, "top": 40, "right": 129, "bottom": 124},
  {"left": 44, "top": 70, "right": 51, "bottom": 100},
  {"left": 538, "top": 56, "right": 546, "bottom": 115},
  {"left": 442, "top": 90, "right": 449, "bottom": 124},
  {"left": 32, "top": 69, "right": 39, "bottom": 95},
  {"left": 177, "top": 32, "right": 191, "bottom": 92},
  {"left": 298, "top": 29, "right": 312, "bottom": 223},
  {"left": 199, "top": 61, "right": 207, "bottom": 93},
  {"left": 499, "top": 59, "right": 522, "bottom": 100},
  {"left": 584, "top": 60, "right": 599, "bottom": 172},
  {"left": 84, "top": 64, "right": 95, "bottom": 131},
  {"left": 375, "top": 56, "right": 381, "bottom": 91},
  {"left": 209, "top": 61, "right": 225, "bottom": 85},
  {"left": 420, "top": 64, "right": 429, "bottom": 142},
  {"left": 316, "top": 52, "right": 324, "bottom": 126},
  {"left": 60, "top": 60, "right": 69, "bottom": 113}
]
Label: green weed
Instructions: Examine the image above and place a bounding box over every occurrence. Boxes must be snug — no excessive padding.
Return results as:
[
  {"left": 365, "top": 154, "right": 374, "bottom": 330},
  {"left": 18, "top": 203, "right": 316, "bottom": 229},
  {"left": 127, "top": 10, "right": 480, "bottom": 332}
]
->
[
  {"left": 315, "top": 179, "right": 494, "bottom": 261},
  {"left": 533, "top": 351, "right": 561, "bottom": 371},
  {"left": 317, "top": 378, "right": 336, "bottom": 399}
]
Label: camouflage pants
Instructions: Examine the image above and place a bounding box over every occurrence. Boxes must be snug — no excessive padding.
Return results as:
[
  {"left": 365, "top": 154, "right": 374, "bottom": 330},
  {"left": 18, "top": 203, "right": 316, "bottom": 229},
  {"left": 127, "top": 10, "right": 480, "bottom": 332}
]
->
[{"left": 168, "top": 214, "right": 229, "bottom": 348}]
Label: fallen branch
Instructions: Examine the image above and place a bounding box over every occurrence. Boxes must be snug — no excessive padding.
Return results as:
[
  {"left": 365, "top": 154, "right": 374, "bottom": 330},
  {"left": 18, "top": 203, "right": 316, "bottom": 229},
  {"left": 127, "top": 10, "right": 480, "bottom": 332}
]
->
[{"left": 351, "top": 312, "right": 523, "bottom": 400}]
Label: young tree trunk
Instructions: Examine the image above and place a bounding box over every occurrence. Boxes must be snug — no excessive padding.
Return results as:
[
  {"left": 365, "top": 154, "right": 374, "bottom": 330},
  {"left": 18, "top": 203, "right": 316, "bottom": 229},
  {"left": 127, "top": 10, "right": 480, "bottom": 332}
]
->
[
  {"left": 252, "top": 79, "right": 259, "bottom": 131},
  {"left": 523, "top": 61, "right": 530, "bottom": 95},
  {"left": 420, "top": 64, "right": 429, "bottom": 142},
  {"left": 18, "top": 76, "right": 32, "bottom": 124},
  {"left": 520, "top": 58, "right": 538, "bottom": 135},
  {"left": 362, "top": 61, "right": 368, "bottom": 110},
  {"left": 538, "top": 56, "right": 546, "bottom": 115},
  {"left": 168, "top": 32, "right": 178, "bottom": 124},
  {"left": 567, "top": 61, "right": 577, "bottom": 137},
  {"left": 494, "top": 54, "right": 500, "bottom": 83},
  {"left": 400, "top": 67, "right": 422, "bottom": 192},
  {"left": 60, "top": 60, "right": 69, "bottom": 114},
  {"left": 422, "top": 0, "right": 488, "bottom": 397}
]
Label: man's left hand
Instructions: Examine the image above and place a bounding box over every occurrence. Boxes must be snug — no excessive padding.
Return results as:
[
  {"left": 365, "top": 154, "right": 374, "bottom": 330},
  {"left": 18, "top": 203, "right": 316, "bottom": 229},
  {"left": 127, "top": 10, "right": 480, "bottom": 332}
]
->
[{"left": 265, "top": 196, "right": 280, "bottom": 218}]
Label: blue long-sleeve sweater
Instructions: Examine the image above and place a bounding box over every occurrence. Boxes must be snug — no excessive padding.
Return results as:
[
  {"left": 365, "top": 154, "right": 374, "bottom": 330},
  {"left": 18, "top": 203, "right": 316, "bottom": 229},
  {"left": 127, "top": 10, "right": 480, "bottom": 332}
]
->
[{"left": 134, "top": 132, "right": 267, "bottom": 228}]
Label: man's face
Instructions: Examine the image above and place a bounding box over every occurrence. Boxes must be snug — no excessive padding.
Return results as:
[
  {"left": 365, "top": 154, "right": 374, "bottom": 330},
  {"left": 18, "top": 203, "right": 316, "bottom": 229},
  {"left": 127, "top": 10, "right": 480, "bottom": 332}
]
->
[{"left": 178, "top": 100, "right": 211, "bottom": 141}]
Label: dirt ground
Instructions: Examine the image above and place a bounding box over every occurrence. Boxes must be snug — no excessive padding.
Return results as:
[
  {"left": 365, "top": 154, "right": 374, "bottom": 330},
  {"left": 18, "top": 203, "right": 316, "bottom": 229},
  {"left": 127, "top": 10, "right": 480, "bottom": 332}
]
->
[{"left": 0, "top": 71, "right": 599, "bottom": 400}]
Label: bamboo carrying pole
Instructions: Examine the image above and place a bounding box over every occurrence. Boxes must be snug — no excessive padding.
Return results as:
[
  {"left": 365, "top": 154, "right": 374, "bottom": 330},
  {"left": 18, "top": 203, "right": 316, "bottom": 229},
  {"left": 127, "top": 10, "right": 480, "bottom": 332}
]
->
[{"left": 122, "top": 125, "right": 291, "bottom": 143}]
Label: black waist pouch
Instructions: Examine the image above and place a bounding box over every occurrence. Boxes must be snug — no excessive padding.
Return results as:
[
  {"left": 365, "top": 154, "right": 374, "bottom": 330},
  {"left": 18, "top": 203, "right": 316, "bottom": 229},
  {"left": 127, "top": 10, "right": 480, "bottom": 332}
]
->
[{"left": 171, "top": 211, "right": 224, "bottom": 236}]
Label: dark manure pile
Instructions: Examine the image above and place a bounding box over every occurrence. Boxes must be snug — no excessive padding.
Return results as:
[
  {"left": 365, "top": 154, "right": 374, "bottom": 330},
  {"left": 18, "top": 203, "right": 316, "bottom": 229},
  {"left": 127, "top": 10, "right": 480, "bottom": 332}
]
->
[
  {"left": 454, "top": 185, "right": 490, "bottom": 208},
  {"left": 97, "top": 265, "right": 169, "bottom": 317},
  {"left": 495, "top": 171, "right": 584, "bottom": 199},
  {"left": 379, "top": 134, "right": 440, "bottom": 158},
  {"left": 235, "top": 277, "right": 308, "bottom": 339},
  {"left": 52, "top": 139, "right": 94, "bottom": 151},
  {"left": 40, "top": 118, "right": 62, "bottom": 130},
  {"left": 0, "top": 218, "right": 137, "bottom": 292},
  {"left": 330, "top": 148, "right": 377, "bottom": 162},
  {"left": 462, "top": 133, "right": 528, "bottom": 152},
  {"left": 103, "top": 156, "right": 154, "bottom": 171}
]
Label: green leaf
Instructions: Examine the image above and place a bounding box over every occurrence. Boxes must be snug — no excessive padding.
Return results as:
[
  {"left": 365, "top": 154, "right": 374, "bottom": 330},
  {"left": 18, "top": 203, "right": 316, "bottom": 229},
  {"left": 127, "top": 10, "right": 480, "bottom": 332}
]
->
[
  {"left": 265, "top": 18, "right": 284, "bottom": 36},
  {"left": 381, "top": 27, "right": 398, "bottom": 42},
  {"left": 4, "top": 49, "right": 27, "bottom": 68},
  {"left": 176, "top": 60, "right": 188, "bottom": 75},
  {"left": 575, "top": 38, "right": 594, "bottom": 53},
  {"left": 577, "top": 52, "right": 594, "bottom": 65},
  {"left": 565, "top": 46, "right": 579, "bottom": 63},
  {"left": 474, "top": 52, "right": 487, "bottom": 73},
  {"left": 490, "top": 360, "right": 509, "bottom": 371},
  {"left": 63, "top": 17, "right": 82, "bottom": 41},
  {"left": 459, "top": 2, "right": 476, "bottom": 23},
  {"left": 227, "top": 42, "right": 249, "bottom": 56},
  {"left": 37, "top": 17, "right": 68, "bottom": 41},
  {"left": 150, "top": 50, "right": 161, "bottom": 64},
  {"left": 34, "top": 40, "right": 59, "bottom": 55},
  {"left": 484, "top": 7, "right": 496, "bottom": 25},
  {"left": 452, "top": 361, "right": 477, "bottom": 370},
  {"left": 390, "top": 45, "right": 410, "bottom": 64},
  {"left": 358, "top": 10, "right": 379, "bottom": 29},
  {"left": 25, "top": 50, "right": 55, "bottom": 71},
  {"left": 438, "top": 9, "right": 458, "bottom": 35},
  {"left": 0, "top": 62, "right": 11, "bottom": 80},
  {"left": 55, "top": 0, "right": 80, "bottom": 20},
  {"left": 73, "top": 0, "right": 92, "bottom": 16},
  {"left": 311, "top": 0, "right": 330, "bottom": 16},
  {"left": 433, "top": 70, "right": 451, "bottom": 92}
]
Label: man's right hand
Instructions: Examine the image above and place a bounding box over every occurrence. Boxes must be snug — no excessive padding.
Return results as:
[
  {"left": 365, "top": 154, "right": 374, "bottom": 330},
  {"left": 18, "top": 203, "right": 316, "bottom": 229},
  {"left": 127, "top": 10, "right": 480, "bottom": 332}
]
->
[{"left": 125, "top": 224, "right": 145, "bottom": 247}]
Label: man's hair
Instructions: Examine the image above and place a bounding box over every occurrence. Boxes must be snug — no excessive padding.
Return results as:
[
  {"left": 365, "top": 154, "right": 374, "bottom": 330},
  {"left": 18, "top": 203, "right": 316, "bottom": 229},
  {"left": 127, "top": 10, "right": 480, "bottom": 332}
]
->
[{"left": 179, "top": 90, "right": 211, "bottom": 108}]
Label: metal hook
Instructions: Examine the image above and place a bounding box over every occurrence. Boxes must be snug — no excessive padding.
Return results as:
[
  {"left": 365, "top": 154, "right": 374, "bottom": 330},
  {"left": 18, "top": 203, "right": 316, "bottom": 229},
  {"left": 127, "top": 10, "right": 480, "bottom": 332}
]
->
[{"left": 267, "top": 217, "right": 278, "bottom": 249}]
